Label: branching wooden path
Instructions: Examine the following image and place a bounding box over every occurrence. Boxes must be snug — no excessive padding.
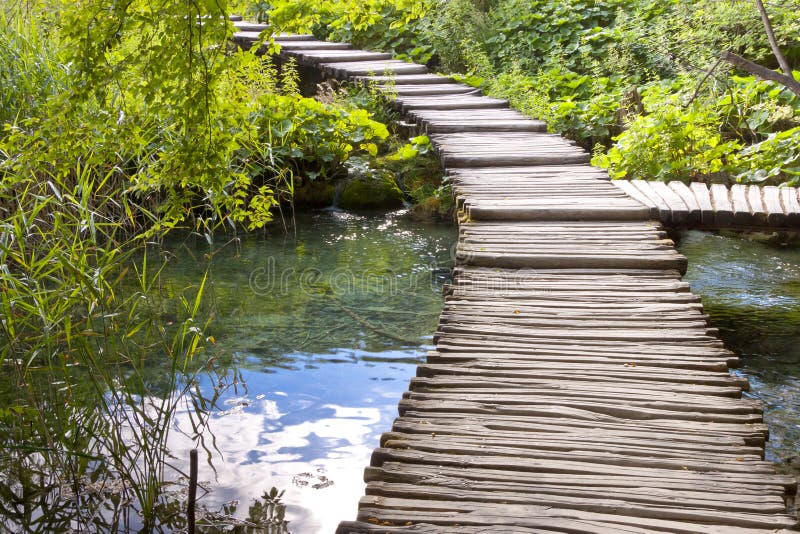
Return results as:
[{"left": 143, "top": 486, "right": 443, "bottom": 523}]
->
[
  {"left": 234, "top": 21, "right": 799, "bottom": 533},
  {"left": 613, "top": 180, "right": 800, "bottom": 228}
]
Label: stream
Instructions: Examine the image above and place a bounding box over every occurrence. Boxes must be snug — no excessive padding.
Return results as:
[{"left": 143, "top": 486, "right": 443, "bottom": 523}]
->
[{"left": 678, "top": 231, "right": 800, "bottom": 487}]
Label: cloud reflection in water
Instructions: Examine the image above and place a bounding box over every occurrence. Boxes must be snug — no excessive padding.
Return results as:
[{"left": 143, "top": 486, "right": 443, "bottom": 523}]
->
[{"left": 170, "top": 353, "right": 417, "bottom": 533}]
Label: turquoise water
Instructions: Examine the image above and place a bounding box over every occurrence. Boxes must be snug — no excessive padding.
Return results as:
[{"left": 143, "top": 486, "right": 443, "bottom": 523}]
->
[
  {"left": 678, "top": 231, "right": 800, "bottom": 481},
  {"left": 162, "top": 211, "right": 457, "bottom": 532}
]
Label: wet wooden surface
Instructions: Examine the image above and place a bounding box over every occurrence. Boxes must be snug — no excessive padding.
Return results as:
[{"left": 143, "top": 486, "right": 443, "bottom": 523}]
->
[{"left": 233, "top": 21, "right": 799, "bottom": 533}]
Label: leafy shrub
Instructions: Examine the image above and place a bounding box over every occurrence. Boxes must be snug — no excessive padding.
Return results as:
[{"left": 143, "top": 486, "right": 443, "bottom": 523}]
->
[
  {"left": 420, "top": 0, "right": 489, "bottom": 72},
  {"left": 713, "top": 76, "right": 800, "bottom": 143},
  {"left": 593, "top": 101, "right": 741, "bottom": 182},
  {"left": 733, "top": 127, "right": 800, "bottom": 185},
  {"left": 266, "top": 0, "right": 436, "bottom": 62},
  {"left": 594, "top": 76, "right": 800, "bottom": 183},
  {"left": 484, "top": 0, "right": 634, "bottom": 74}
]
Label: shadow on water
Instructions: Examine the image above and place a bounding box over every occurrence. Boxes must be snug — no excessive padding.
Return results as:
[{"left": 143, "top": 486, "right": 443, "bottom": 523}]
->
[{"left": 678, "top": 231, "right": 800, "bottom": 488}]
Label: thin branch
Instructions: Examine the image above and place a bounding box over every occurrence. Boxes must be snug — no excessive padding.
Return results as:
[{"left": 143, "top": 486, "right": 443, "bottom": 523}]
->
[
  {"left": 754, "top": 0, "right": 793, "bottom": 77},
  {"left": 721, "top": 49, "right": 800, "bottom": 98},
  {"left": 687, "top": 55, "right": 725, "bottom": 107}
]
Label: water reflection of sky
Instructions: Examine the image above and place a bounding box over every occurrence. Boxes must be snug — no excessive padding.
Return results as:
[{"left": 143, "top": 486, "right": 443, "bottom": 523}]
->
[
  {"left": 171, "top": 355, "right": 417, "bottom": 532},
  {"left": 159, "top": 211, "right": 456, "bottom": 533}
]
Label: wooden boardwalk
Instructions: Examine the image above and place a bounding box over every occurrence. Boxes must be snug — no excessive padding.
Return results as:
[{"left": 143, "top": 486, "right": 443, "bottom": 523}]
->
[{"left": 234, "top": 22, "right": 799, "bottom": 533}]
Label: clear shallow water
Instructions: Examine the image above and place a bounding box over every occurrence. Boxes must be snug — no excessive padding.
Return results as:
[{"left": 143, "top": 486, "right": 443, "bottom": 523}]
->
[
  {"left": 162, "top": 211, "right": 457, "bottom": 532},
  {"left": 678, "top": 231, "right": 800, "bottom": 479}
]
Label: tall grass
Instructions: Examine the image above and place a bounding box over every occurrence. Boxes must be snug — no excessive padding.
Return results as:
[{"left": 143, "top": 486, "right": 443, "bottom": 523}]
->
[
  {"left": 0, "top": 3, "right": 64, "bottom": 127},
  {"left": 0, "top": 157, "right": 231, "bottom": 530},
  {"left": 0, "top": 4, "right": 233, "bottom": 530}
]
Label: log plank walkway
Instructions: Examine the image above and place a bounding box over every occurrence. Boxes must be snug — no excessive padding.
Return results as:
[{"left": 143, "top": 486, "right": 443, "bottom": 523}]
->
[{"left": 234, "top": 22, "right": 799, "bottom": 533}]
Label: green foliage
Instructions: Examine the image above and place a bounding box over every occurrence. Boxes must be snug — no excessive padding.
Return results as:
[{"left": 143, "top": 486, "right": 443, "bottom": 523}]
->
[
  {"left": 424, "top": 0, "right": 800, "bottom": 184},
  {"left": 251, "top": 92, "right": 389, "bottom": 180},
  {"left": 0, "top": 2, "right": 418, "bottom": 529},
  {"left": 1, "top": 1, "right": 409, "bottom": 232},
  {"left": 733, "top": 127, "right": 800, "bottom": 185},
  {"left": 485, "top": 0, "right": 631, "bottom": 74},
  {"left": 0, "top": 160, "right": 228, "bottom": 530},
  {"left": 594, "top": 76, "right": 800, "bottom": 184},
  {"left": 0, "top": 8, "right": 64, "bottom": 126},
  {"left": 248, "top": 0, "right": 800, "bottom": 185},
  {"left": 593, "top": 100, "right": 742, "bottom": 182},
  {"left": 420, "top": 0, "right": 489, "bottom": 72},
  {"left": 482, "top": 65, "right": 624, "bottom": 146},
  {"left": 266, "top": 0, "right": 436, "bottom": 63}
]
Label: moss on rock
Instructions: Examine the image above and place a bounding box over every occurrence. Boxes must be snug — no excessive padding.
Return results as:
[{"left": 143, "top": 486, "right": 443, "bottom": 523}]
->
[
  {"left": 293, "top": 180, "right": 335, "bottom": 207},
  {"left": 338, "top": 178, "right": 404, "bottom": 210}
]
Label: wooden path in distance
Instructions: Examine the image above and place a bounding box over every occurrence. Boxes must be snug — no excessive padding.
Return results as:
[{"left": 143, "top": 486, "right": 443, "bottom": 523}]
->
[
  {"left": 613, "top": 180, "right": 800, "bottom": 228},
  {"left": 233, "top": 21, "right": 799, "bottom": 533}
]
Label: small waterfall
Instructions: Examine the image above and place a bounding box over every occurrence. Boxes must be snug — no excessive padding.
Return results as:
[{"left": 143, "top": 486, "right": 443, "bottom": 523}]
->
[{"left": 331, "top": 178, "right": 347, "bottom": 209}]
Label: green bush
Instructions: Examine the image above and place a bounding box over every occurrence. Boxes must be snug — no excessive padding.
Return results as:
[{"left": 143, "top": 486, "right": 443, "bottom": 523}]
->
[
  {"left": 733, "top": 127, "right": 800, "bottom": 185},
  {"left": 266, "top": 0, "right": 436, "bottom": 62},
  {"left": 593, "top": 76, "right": 800, "bottom": 184},
  {"left": 593, "top": 100, "right": 742, "bottom": 182}
]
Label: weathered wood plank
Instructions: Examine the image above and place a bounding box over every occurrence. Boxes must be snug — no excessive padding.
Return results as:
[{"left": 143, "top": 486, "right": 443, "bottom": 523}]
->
[
  {"left": 781, "top": 186, "right": 800, "bottom": 225},
  {"left": 709, "top": 183, "right": 735, "bottom": 226},
  {"left": 689, "top": 182, "right": 715, "bottom": 224},
  {"left": 274, "top": 40, "right": 352, "bottom": 50},
  {"left": 627, "top": 180, "right": 671, "bottom": 222},
  {"left": 747, "top": 184, "right": 769, "bottom": 225},
  {"left": 762, "top": 185, "right": 786, "bottom": 225},
  {"left": 395, "top": 94, "right": 509, "bottom": 111},
  {"left": 651, "top": 181, "right": 690, "bottom": 225},
  {"left": 321, "top": 60, "right": 429, "bottom": 78},
  {"left": 730, "top": 184, "right": 753, "bottom": 226},
  {"left": 363, "top": 481, "right": 789, "bottom": 520},
  {"left": 355, "top": 495, "right": 798, "bottom": 531},
  {"left": 668, "top": 181, "right": 702, "bottom": 224},
  {"left": 352, "top": 73, "right": 455, "bottom": 84}
]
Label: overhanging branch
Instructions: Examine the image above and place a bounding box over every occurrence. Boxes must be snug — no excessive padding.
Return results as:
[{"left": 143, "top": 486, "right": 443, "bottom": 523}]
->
[{"left": 721, "top": 50, "right": 800, "bottom": 98}]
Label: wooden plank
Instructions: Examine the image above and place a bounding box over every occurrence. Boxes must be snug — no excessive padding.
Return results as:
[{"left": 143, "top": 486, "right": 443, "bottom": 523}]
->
[
  {"left": 762, "top": 186, "right": 786, "bottom": 225},
  {"left": 425, "top": 119, "right": 548, "bottom": 134},
  {"left": 274, "top": 40, "right": 352, "bottom": 50},
  {"left": 709, "top": 183, "right": 735, "bottom": 226},
  {"left": 780, "top": 186, "right": 800, "bottom": 225},
  {"left": 338, "top": 523, "right": 519, "bottom": 534},
  {"left": 630, "top": 180, "right": 673, "bottom": 223},
  {"left": 232, "top": 22, "right": 268, "bottom": 31},
  {"left": 689, "top": 182, "right": 715, "bottom": 224},
  {"left": 459, "top": 251, "right": 688, "bottom": 273},
  {"left": 321, "top": 60, "right": 429, "bottom": 78},
  {"left": 381, "top": 84, "right": 477, "bottom": 96},
  {"left": 668, "top": 181, "right": 702, "bottom": 225},
  {"left": 650, "top": 181, "right": 690, "bottom": 225},
  {"left": 355, "top": 494, "right": 799, "bottom": 530},
  {"left": 394, "top": 95, "right": 509, "bottom": 111},
  {"left": 746, "top": 185, "right": 769, "bottom": 225},
  {"left": 730, "top": 184, "right": 753, "bottom": 226},
  {"left": 352, "top": 73, "right": 455, "bottom": 85},
  {"left": 291, "top": 50, "right": 392, "bottom": 64},
  {"left": 466, "top": 203, "right": 651, "bottom": 221},
  {"left": 364, "top": 481, "right": 789, "bottom": 519}
]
